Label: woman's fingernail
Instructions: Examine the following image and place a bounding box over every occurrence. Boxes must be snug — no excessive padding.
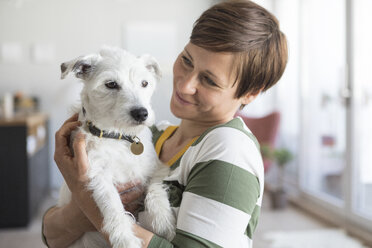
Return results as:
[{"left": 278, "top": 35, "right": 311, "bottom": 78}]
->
[{"left": 120, "top": 187, "right": 134, "bottom": 194}]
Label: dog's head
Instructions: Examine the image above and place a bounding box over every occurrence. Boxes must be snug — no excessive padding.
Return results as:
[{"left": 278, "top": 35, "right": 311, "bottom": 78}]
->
[{"left": 61, "top": 46, "right": 161, "bottom": 134}]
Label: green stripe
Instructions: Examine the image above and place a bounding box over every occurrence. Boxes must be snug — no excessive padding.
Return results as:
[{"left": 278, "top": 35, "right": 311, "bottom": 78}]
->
[
  {"left": 148, "top": 229, "right": 222, "bottom": 248},
  {"left": 163, "top": 180, "right": 185, "bottom": 207},
  {"left": 172, "top": 229, "right": 222, "bottom": 248},
  {"left": 186, "top": 160, "right": 260, "bottom": 214},
  {"left": 192, "top": 118, "right": 260, "bottom": 149},
  {"left": 246, "top": 204, "right": 261, "bottom": 239},
  {"left": 150, "top": 124, "right": 164, "bottom": 147},
  {"left": 148, "top": 234, "right": 173, "bottom": 248}
]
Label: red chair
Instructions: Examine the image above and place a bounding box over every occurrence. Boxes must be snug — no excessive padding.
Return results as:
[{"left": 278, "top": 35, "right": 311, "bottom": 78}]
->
[{"left": 235, "top": 111, "right": 280, "bottom": 173}]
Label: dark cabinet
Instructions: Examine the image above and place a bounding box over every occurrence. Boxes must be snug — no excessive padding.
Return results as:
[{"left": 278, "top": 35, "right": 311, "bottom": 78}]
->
[{"left": 0, "top": 113, "right": 49, "bottom": 227}]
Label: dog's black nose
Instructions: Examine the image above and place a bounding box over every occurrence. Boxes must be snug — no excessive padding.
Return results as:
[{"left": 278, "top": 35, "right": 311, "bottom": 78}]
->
[{"left": 130, "top": 107, "right": 148, "bottom": 122}]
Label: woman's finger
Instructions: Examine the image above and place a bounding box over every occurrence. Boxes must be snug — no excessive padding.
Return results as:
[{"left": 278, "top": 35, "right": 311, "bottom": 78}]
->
[
  {"left": 63, "top": 113, "right": 79, "bottom": 125},
  {"left": 54, "top": 121, "right": 81, "bottom": 158},
  {"left": 73, "top": 132, "right": 89, "bottom": 175},
  {"left": 116, "top": 180, "right": 142, "bottom": 193},
  {"left": 119, "top": 185, "right": 144, "bottom": 204},
  {"left": 56, "top": 121, "right": 81, "bottom": 140}
]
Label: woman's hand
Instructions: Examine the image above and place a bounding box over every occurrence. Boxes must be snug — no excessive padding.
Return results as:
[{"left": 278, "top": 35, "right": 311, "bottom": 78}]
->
[
  {"left": 116, "top": 181, "right": 145, "bottom": 215},
  {"left": 53, "top": 114, "right": 103, "bottom": 231},
  {"left": 54, "top": 113, "right": 89, "bottom": 194}
]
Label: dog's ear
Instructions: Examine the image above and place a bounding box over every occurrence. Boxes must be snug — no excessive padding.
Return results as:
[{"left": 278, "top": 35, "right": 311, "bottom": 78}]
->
[
  {"left": 60, "top": 54, "right": 100, "bottom": 80},
  {"left": 139, "top": 54, "right": 162, "bottom": 80}
]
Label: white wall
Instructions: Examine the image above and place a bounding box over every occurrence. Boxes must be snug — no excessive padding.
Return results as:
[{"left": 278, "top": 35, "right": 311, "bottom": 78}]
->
[{"left": 0, "top": 0, "right": 215, "bottom": 189}]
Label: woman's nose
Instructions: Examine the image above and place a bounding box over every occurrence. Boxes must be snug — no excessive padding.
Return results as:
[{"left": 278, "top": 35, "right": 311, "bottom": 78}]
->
[{"left": 178, "top": 72, "right": 198, "bottom": 95}]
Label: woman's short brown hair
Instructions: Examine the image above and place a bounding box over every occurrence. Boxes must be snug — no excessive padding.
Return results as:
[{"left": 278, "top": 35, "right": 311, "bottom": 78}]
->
[{"left": 190, "top": 0, "right": 288, "bottom": 98}]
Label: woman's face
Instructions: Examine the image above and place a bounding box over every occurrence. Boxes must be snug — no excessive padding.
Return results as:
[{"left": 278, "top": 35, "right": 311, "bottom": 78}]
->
[{"left": 171, "top": 42, "right": 244, "bottom": 125}]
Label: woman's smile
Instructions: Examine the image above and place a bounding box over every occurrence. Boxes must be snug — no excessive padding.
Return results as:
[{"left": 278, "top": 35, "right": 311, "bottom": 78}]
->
[{"left": 175, "top": 91, "right": 196, "bottom": 106}]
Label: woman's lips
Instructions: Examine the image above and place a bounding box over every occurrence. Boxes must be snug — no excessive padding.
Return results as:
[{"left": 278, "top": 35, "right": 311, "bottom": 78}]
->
[{"left": 175, "top": 91, "right": 195, "bottom": 105}]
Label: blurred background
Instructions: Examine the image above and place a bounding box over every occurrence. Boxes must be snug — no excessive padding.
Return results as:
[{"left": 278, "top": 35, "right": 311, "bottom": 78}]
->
[{"left": 0, "top": 0, "right": 371, "bottom": 247}]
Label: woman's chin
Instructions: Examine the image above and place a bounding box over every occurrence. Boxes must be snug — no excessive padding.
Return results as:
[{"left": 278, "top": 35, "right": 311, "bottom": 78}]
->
[
  {"left": 170, "top": 104, "right": 185, "bottom": 119},
  {"left": 171, "top": 102, "right": 193, "bottom": 120}
]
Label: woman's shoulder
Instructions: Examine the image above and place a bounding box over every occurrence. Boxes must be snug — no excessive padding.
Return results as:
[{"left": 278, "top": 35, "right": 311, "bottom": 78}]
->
[
  {"left": 183, "top": 117, "right": 263, "bottom": 177},
  {"left": 193, "top": 117, "right": 260, "bottom": 151}
]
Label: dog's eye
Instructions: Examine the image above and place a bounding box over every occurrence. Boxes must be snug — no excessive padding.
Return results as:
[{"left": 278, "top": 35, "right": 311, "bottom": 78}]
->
[
  {"left": 105, "top": 81, "right": 119, "bottom": 89},
  {"left": 141, "top": 80, "right": 148, "bottom": 88}
]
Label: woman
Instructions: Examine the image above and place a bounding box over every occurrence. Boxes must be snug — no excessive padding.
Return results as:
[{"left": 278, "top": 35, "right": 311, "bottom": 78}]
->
[{"left": 43, "top": 1, "right": 287, "bottom": 247}]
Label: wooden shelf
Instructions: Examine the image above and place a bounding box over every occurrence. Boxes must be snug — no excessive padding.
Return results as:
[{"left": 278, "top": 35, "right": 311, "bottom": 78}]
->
[{"left": 0, "top": 112, "right": 47, "bottom": 127}]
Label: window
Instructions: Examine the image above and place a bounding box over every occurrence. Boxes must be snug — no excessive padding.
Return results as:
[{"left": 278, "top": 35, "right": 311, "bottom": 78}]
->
[
  {"left": 353, "top": 0, "right": 372, "bottom": 219},
  {"left": 299, "top": 0, "right": 347, "bottom": 203}
]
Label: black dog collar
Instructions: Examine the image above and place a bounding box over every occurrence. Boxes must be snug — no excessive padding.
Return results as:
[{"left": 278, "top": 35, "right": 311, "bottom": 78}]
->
[
  {"left": 86, "top": 121, "right": 135, "bottom": 142},
  {"left": 86, "top": 121, "right": 144, "bottom": 155},
  {"left": 82, "top": 106, "right": 144, "bottom": 155}
]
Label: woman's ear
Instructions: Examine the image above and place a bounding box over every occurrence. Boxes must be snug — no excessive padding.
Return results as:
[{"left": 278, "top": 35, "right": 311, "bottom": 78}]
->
[{"left": 241, "top": 91, "right": 260, "bottom": 105}]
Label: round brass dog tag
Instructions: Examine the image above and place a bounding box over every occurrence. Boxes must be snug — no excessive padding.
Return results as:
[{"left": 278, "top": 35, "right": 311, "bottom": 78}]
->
[{"left": 131, "top": 142, "right": 144, "bottom": 155}]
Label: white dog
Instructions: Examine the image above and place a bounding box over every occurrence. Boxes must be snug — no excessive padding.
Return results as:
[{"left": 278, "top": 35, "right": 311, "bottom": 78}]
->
[{"left": 58, "top": 46, "right": 175, "bottom": 248}]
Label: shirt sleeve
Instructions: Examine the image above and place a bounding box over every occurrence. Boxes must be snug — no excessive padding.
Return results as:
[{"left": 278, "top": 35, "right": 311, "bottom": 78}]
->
[{"left": 147, "top": 157, "right": 260, "bottom": 248}]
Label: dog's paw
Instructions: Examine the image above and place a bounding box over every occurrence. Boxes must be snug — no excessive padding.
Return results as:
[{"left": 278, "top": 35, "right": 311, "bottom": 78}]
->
[
  {"left": 147, "top": 205, "right": 176, "bottom": 241},
  {"left": 152, "top": 212, "right": 176, "bottom": 241},
  {"left": 145, "top": 183, "right": 177, "bottom": 240}
]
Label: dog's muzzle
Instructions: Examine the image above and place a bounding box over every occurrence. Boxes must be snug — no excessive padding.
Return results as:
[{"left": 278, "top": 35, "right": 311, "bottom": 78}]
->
[{"left": 130, "top": 107, "right": 148, "bottom": 122}]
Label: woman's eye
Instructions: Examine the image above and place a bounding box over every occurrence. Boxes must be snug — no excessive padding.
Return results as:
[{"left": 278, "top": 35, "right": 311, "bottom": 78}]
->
[
  {"left": 105, "top": 81, "right": 119, "bottom": 89},
  {"left": 204, "top": 76, "right": 217, "bottom": 87},
  {"left": 181, "top": 56, "right": 193, "bottom": 67},
  {"left": 141, "top": 80, "right": 148, "bottom": 88}
]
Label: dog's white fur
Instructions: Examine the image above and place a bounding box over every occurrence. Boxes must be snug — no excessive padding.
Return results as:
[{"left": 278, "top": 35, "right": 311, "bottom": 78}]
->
[{"left": 57, "top": 46, "right": 175, "bottom": 248}]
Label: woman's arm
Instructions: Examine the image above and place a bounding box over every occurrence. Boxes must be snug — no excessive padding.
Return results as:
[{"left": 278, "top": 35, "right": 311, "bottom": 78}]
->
[{"left": 42, "top": 200, "right": 96, "bottom": 247}]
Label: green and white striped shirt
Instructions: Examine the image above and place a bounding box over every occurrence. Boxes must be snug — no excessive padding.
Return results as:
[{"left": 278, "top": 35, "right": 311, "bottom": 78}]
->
[{"left": 147, "top": 117, "right": 264, "bottom": 248}]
